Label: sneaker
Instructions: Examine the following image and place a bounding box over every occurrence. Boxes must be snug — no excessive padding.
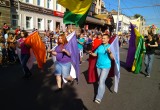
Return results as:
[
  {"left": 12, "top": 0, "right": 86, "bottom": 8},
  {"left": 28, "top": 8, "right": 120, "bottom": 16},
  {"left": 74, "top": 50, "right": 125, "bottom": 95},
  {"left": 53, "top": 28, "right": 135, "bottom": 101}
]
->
[
  {"left": 146, "top": 75, "right": 150, "bottom": 78},
  {"left": 94, "top": 99, "right": 101, "bottom": 104}
]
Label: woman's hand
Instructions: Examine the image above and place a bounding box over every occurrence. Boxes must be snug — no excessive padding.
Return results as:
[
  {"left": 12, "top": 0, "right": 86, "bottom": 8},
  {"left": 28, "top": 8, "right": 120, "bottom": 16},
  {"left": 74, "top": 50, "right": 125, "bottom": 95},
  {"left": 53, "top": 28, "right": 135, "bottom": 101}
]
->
[
  {"left": 51, "top": 51, "right": 57, "bottom": 56},
  {"left": 62, "top": 49, "right": 66, "bottom": 52},
  {"left": 62, "top": 49, "right": 71, "bottom": 56}
]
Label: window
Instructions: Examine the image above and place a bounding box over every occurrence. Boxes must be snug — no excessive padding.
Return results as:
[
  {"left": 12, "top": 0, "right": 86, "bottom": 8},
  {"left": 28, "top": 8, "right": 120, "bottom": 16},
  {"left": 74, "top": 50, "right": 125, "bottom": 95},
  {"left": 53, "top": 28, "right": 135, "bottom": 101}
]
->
[
  {"left": 26, "top": 16, "right": 32, "bottom": 29},
  {"left": 37, "top": 0, "right": 44, "bottom": 7},
  {"left": 47, "top": 0, "right": 50, "bottom": 8},
  {"left": 56, "top": 0, "right": 61, "bottom": 11},
  {"left": 37, "top": 0, "right": 40, "bottom": 6},
  {"left": 38, "top": 18, "right": 43, "bottom": 30},
  {"left": 26, "top": 0, "right": 33, "bottom": 4},
  {"left": 12, "top": 15, "right": 19, "bottom": 29},
  {"left": 56, "top": 0, "right": 58, "bottom": 10},
  {"left": 47, "top": 20, "right": 52, "bottom": 30},
  {"left": 56, "top": 22, "right": 60, "bottom": 29},
  {"left": 46, "top": 0, "right": 53, "bottom": 9},
  {"left": 26, "top": 0, "right": 29, "bottom": 3}
]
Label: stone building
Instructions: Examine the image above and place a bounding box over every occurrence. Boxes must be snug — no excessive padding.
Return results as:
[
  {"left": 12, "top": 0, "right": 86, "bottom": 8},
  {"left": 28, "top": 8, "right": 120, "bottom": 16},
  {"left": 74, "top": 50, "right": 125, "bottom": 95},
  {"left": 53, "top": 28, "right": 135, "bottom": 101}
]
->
[{"left": 0, "top": 0, "right": 11, "bottom": 27}]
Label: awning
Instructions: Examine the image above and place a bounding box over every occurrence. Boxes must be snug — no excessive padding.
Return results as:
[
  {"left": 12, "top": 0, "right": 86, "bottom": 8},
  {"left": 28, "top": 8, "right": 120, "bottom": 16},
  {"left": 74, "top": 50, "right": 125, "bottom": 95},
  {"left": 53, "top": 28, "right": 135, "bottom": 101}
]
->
[
  {"left": 86, "top": 16, "right": 105, "bottom": 25},
  {"left": 94, "top": 14, "right": 113, "bottom": 25}
]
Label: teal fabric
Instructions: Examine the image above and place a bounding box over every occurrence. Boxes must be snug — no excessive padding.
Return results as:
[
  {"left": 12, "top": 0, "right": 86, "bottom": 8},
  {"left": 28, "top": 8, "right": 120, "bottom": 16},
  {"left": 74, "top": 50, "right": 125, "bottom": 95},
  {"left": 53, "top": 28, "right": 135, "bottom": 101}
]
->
[
  {"left": 95, "top": 44, "right": 111, "bottom": 68},
  {"left": 77, "top": 38, "right": 85, "bottom": 50}
]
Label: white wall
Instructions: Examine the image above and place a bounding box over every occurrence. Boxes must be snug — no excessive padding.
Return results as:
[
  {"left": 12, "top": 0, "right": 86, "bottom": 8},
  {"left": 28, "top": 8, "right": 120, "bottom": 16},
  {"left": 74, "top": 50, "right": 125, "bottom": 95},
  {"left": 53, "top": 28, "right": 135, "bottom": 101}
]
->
[{"left": 113, "top": 14, "right": 130, "bottom": 33}]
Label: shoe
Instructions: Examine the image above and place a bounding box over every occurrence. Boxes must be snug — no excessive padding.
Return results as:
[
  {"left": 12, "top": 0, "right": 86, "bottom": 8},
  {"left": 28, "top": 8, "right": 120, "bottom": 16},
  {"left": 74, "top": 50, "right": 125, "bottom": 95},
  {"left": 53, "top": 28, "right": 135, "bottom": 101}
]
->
[
  {"left": 146, "top": 75, "right": 150, "bottom": 78},
  {"left": 94, "top": 99, "right": 101, "bottom": 104},
  {"left": 67, "top": 79, "right": 75, "bottom": 86}
]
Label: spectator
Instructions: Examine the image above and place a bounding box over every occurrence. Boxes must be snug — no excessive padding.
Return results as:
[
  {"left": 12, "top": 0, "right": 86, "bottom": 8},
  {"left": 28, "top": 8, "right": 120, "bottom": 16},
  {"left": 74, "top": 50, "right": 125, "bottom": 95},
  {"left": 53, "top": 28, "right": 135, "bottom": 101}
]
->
[
  {"left": 0, "top": 33, "right": 7, "bottom": 67},
  {"left": 144, "top": 34, "right": 158, "bottom": 77},
  {"left": 18, "top": 30, "right": 32, "bottom": 79},
  {"left": 77, "top": 33, "right": 85, "bottom": 64},
  {"left": 4, "top": 29, "right": 10, "bottom": 47},
  {"left": 7, "top": 33, "right": 16, "bottom": 63},
  {"left": 89, "top": 34, "right": 114, "bottom": 104},
  {"left": 3, "top": 23, "right": 9, "bottom": 35},
  {"left": 15, "top": 26, "right": 21, "bottom": 39}
]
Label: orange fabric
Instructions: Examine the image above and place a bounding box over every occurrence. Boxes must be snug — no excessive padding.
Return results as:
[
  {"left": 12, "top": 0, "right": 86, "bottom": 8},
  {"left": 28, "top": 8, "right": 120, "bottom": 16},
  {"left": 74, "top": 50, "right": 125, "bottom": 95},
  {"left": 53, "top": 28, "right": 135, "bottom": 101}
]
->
[{"left": 24, "top": 32, "right": 46, "bottom": 68}]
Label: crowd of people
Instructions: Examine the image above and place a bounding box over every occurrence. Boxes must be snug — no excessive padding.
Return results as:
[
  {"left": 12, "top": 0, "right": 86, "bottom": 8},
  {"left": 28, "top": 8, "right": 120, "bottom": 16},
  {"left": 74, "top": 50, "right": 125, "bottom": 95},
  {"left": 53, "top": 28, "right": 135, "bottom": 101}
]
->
[{"left": 0, "top": 22, "right": 160, "bottom": 104}]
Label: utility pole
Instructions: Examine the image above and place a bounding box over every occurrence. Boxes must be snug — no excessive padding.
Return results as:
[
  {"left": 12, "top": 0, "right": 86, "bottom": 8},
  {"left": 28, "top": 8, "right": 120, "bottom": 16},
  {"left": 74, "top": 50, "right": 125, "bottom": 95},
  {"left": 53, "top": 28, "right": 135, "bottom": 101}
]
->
[{"left": 116, "top": 0, "right": 120, "bottom": 35}]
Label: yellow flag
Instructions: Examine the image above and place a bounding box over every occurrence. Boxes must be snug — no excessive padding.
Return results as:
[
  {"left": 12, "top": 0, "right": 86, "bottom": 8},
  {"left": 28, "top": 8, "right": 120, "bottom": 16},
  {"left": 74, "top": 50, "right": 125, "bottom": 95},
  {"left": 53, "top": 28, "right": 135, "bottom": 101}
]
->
[{"left": 57, "top": 0, "right": 92, "bottom": 15}]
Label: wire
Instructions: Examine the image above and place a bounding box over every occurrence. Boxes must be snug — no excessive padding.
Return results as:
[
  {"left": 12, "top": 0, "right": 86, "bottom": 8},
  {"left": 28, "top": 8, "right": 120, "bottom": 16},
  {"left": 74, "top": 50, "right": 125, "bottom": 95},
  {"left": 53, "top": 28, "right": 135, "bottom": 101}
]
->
[
  {"left": 121, "top": 0, "right": 135, "bottom": 15},
  {"left": 121, "top": 4, "right": 160, "bottom": 10}
]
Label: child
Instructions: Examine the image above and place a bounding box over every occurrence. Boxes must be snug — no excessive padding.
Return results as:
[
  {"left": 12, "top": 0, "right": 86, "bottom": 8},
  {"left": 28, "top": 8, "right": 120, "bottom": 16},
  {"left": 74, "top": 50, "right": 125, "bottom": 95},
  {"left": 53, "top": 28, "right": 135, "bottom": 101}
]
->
[{"left": 77, "top": 33, "right": 85, "bottom": 64}]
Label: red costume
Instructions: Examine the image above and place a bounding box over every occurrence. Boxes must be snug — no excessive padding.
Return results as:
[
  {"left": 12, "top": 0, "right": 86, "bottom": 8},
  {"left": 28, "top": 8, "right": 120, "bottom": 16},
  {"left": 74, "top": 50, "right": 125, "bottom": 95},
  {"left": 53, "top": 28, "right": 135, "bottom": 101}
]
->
[
  {"left": 88, "top": 38, "right": 102, "bottom": 83},
  {"left": 88, "top": 36, "right": 116, "bottom": 83}
]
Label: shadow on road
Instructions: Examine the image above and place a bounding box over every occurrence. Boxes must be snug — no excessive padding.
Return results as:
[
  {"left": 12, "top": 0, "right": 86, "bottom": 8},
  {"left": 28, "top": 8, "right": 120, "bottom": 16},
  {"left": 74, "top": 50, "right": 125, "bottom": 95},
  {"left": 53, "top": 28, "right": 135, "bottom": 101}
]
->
[
  {"left": 82, "top": 69, "right": 114, "bottom": 98},
  {"left": 120, "top": 61, "right": 133, "bottom": 72},
  {"left": 0, "top": 59, "right": 88, "bottom": 110}
]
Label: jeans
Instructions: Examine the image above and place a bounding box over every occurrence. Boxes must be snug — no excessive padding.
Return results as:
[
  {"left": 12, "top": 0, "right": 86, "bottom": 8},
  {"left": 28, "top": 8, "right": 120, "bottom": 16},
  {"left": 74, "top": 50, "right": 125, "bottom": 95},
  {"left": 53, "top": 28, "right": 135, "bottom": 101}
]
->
[
  {"left": 54, "top": 61, "right": 71, "bottom": 78},
  {"left": 96, "top": 68, "right": 110, "bottom": 101},
  {"left": 21, "top": 54, "right": 31, "bottom": 76},
  {"left": 144, "top": 54, "right": 154, "bottom": 76}
]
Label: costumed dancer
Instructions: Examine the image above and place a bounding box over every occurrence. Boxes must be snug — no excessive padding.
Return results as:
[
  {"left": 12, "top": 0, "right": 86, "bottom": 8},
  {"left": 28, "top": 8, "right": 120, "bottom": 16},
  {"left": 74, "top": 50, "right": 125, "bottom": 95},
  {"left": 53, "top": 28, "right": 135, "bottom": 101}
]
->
[
  {"left": 51, "top": 34, "right": 74, "bottom": 92},
  {"left": 89, "top": 34, "right": 114, "bottom": 104},
  {"left": 88, "top": 32, "right": 102, "bottom": 83},
  {"left": 18, "top": 30, "right": 32, "bottom": 79}
]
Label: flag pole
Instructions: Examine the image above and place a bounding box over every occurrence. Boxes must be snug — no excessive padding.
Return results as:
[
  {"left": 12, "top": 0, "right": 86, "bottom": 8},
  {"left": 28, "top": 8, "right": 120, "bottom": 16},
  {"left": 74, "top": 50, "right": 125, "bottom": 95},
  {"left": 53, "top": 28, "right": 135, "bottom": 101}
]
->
[{"left": 116, "top": 0, "right": 120, "bottom": 35}]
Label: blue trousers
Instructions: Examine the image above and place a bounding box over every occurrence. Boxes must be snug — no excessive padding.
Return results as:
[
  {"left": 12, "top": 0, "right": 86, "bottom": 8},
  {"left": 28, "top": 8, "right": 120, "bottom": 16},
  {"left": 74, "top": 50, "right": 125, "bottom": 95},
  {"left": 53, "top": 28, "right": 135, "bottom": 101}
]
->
[
  {"left": 21, "top": 54, "right": 31, "bottom": 76},
  {"left": 144, "top": 54, "right": 154, "bottom": 76},
  {"left": 96, "top": 68, "right": 110, "bottom": 101}
]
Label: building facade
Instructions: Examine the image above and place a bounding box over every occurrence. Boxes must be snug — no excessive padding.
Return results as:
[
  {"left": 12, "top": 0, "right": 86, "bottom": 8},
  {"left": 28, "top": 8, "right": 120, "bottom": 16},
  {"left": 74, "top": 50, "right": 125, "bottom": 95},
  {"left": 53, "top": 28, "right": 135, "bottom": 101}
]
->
[
  {"left": 112, "top": 12, "right": 130, "bottom": 34},
  {"left": 130, "top": 17, "right": 146, "bottom": 34},
  {"left": 0, "top": 0, "right": 11, "bottom": 27},
  {"left": 84, "top": 0, "right": 113, "bottom": 31},
  {"left": 11, "top": 0, "right": 65, "bottom": 32}
]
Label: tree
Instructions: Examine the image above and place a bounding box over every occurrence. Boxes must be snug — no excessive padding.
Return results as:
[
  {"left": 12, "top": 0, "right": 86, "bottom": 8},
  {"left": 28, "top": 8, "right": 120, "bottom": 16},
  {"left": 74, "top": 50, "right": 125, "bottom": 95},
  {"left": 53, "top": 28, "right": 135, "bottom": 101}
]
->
[{"left": 134, "top": 14, "right": 143, "bottom": 20}]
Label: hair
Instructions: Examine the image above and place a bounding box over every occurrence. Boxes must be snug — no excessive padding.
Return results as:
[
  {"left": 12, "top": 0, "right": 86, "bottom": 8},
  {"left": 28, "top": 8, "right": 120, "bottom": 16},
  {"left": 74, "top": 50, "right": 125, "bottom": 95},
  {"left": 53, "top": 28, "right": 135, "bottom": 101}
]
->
[
  {"left": 4, "top": 23, "right": 6, "bottom": 25},
  {"left": 21, "top": 30, "right": 28, "bottom": 38},
  {"left": 57, "top": 34, "right": 68, "bottom": 45},
  {"left": 8, "top": 32, "right": 14, "bottom": 36},
  {"left": 103, "top": 34, "right": 110, "bottom": 39}
]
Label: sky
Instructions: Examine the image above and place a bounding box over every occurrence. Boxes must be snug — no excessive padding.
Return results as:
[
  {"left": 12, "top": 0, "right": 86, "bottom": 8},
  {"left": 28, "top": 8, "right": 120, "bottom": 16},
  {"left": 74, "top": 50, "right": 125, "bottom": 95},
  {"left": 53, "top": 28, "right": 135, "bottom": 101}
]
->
[{"left": 104, "top": 0, "right": 160, "bottom": 33}]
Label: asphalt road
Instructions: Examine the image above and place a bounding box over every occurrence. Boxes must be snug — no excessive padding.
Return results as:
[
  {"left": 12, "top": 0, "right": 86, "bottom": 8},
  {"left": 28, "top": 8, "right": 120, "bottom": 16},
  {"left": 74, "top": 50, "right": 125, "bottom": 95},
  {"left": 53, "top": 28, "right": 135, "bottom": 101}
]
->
[{"left": 0, "top": 45, "right": 160, "bottom": 110}]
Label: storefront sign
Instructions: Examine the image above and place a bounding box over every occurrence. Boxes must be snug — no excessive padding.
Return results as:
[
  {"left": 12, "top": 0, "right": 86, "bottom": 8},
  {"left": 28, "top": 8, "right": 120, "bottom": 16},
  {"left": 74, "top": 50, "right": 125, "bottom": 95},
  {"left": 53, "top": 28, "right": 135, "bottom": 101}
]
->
[
  {"left": 0, "top": 0, "right": 10, "bottom": 7},
  {"left": 53, "top": 11, "right": 64, "bottom": 17}
]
